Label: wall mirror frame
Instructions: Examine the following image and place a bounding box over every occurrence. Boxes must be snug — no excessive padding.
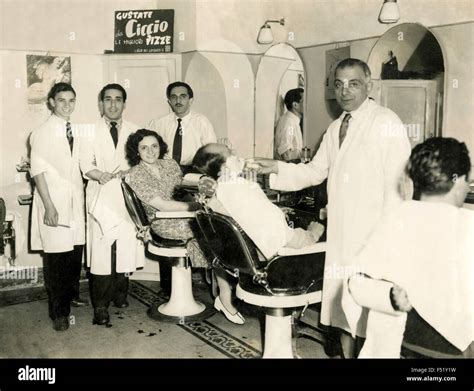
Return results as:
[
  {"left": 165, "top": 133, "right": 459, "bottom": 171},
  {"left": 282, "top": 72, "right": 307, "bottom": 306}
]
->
[
  {"left": 254, "top": 43, "right": 305, "bottom": 158},
  {"left": 368, "top": 22, "right": 445, "bottom": 148}
]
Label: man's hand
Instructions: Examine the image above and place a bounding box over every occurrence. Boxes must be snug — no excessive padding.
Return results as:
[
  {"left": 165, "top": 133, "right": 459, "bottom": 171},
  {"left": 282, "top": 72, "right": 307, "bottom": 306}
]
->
[
  {"left": 246, "top": 158, "right": 279, "bottom": 175},
  {"left": 98, "top": 172, "right": 114, "bottom": 185},
  {"left": 390, "top": 284, "right": 413, "bottom": 312},
  {"left": 113, "top": 170, "right": 127, "bottom": 180},
  {"left": 43, "top": 205, "right": 59, "bottom": 227},
  {"left": 307, "top": 221, "right": 325, "bottom": 242}
]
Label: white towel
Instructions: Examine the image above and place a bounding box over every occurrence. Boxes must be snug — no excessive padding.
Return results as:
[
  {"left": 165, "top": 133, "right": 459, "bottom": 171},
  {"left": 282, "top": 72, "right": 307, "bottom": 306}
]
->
[
  {"left": 342, "top": 276, "right": 407, "bottom": 358},
  {"left": 89, "top": 179, "right": 131, "bottom": 236}
]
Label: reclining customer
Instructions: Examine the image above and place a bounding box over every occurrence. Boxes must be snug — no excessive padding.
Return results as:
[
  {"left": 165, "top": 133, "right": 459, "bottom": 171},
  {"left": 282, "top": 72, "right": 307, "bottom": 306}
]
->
[
  {"left": 125, "top": 129, "right": 244, "bottom": 324},
  {"left": 192, "top": 143, "right": 325, "bottom": 259}
]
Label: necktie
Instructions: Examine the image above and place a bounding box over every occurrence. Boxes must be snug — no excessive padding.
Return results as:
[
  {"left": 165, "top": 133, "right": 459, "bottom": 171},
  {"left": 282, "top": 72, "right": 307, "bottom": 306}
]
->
[
  {"left": 172, "top": 118, "right": 183, "bottom": 163},
  {"left": 66, "top": 121, "right": 73, "bottom": 154},
  {"left": 110, "top": 121, "right": 118, "bottom": 149},
  {"left": 339, "top": 113, "right": 352, "bottom": 148}
]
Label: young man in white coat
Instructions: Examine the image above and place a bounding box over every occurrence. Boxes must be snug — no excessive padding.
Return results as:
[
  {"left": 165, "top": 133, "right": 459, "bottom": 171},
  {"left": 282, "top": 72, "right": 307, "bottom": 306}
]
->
[
  {"left": 30, "top": 82, "right": 85, "bottom": 331},
  {"left": 79, "top": 83, "right": 144, "bottom": 325},
  {"left": 252, "top": 58, "right": 411, "bottom": 357}
]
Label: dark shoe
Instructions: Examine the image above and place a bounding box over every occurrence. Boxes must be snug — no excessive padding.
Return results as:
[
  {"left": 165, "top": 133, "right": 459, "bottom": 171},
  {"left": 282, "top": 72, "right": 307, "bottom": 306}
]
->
[
  {"left": 113, "top": 300, "right": 129, "bottom": 308},
  {"left": 71, "top": 297, "right": 89, "bottom": 307},
  {"left": 93, "top": 308, "right": 110, "bottom": 325},
  {"left": 53, "top": 316, "right": 69, "bottom": 331}
]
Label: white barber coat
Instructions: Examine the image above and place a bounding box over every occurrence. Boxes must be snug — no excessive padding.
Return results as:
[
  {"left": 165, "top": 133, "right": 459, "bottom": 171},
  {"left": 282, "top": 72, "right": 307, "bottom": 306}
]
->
[
  {"left": 79, "top": 119, "right": 144, "bottom": 275},
  {"left": 30, "top": 115, "right": 85, "bottom": 253},
  {"left": 270, "top": 98, "right": 411, "bottom": 331}
]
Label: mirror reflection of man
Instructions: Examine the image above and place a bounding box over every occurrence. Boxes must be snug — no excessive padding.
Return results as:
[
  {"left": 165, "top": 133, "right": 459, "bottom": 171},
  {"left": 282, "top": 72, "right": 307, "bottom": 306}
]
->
[
  {"left": 274, "top": 88, "right": 304, "bottom": 163},
  {"left": 252, "top": 59, "right": 411, "bottom": 358},
  {"left": 148, "top": 81, "right": 217, "bottom": 175}
]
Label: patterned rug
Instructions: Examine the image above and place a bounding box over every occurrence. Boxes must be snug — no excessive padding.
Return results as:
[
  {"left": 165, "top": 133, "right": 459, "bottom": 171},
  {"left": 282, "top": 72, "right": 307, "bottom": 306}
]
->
[{"left": 129, "top": 280, "right": 262, "bottom": 359}]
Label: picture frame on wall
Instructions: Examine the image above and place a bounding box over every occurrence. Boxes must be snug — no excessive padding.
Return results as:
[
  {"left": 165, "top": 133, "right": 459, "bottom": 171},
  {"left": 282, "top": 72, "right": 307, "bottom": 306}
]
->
[{"left": 26, "top": 55, "right": 71, "bottom": 105}]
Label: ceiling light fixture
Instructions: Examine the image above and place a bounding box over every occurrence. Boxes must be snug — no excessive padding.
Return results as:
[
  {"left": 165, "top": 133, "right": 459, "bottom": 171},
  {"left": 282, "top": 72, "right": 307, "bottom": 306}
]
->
[{"left": 379, "top": 0, "right": 400, "bottom": 23}]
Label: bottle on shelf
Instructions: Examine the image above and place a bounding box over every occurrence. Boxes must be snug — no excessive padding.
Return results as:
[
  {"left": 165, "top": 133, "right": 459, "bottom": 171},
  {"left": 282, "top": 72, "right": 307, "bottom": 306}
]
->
[
  {"left": 301, "top": 147, "right": 311, "bottom": 163},
  {"left": 3, "top": 214, "right": 16, "bottom": 265}
]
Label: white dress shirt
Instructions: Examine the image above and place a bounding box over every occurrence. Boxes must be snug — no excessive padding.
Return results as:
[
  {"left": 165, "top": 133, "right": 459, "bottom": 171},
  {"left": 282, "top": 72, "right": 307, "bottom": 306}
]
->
[
  {"left": 148, "top": 110, "right": 217, "bottom": 166},
  {"left": 274, "top": 110, "right": 303, "bottom": 159}
]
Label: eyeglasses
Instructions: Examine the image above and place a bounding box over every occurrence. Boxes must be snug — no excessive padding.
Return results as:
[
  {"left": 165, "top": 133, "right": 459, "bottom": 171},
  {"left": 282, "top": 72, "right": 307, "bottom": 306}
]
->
[
  {"left": 334, "top": 80, "right": 364, "bottom": 92},
  {"left": 169, "top": 94, "right": 189, "bottom": 102}
]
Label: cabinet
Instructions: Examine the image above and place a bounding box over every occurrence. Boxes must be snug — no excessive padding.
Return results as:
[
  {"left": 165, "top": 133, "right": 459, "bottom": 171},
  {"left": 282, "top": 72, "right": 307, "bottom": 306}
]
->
[{"left": 370, "top": 80, "right": 441, "bottom": 148}]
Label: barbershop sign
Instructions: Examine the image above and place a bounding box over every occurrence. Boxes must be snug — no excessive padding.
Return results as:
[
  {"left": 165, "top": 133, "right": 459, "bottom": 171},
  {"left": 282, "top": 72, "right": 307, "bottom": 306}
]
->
[{"left": 114, "top": 9, "right": 174, "bottom": 53}]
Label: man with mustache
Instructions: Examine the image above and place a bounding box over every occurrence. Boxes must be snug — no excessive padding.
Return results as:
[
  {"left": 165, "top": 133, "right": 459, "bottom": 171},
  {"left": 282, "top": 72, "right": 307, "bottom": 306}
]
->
[
  {"left": 252, "top": 59, "right": 411, "bottom": 357},
  {"left": 148, "top": 81, "right": 217, "bottom": 175},
  {"left": 148, "top": 81, "right": 217, "bottom": 298}
]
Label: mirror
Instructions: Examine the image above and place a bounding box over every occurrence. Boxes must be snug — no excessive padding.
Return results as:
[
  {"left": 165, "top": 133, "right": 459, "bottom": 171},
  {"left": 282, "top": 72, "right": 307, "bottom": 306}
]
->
[
  {"left": 368, "top": 23, "right": 445, "bottom": 147},
  {"left": 254, "top": 43, "right": 305, "bottom": 158}
]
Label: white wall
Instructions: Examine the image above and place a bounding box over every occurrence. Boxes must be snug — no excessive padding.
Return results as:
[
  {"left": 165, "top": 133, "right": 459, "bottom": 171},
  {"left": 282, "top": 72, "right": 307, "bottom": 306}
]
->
[
  {"left": 182, "top": 52, "right": 228, "bottom": 141},
  {"left": 0, "top": 0, "right": 197, "bottom": 53},
  {"left": 194, "top": 0, "right": 474, "bottom": 53},
  {"left": 0, "top": 50, "right": 103, "bottom": 267},
  {"left": 184, "top": 48, "right": 255, "bottom": 158},
  {"left": 432, "top": 22, "right": 474, "bottom": 159}
]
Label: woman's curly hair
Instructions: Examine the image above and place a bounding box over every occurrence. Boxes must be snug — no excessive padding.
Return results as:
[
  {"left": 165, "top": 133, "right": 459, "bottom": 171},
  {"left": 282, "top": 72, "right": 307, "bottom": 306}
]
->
[
  {"left": 125, "top": 129, "right": 168, "bottom": 166},
  {"left": 407, "top": 137, "right": 470, "bottom": 197}
]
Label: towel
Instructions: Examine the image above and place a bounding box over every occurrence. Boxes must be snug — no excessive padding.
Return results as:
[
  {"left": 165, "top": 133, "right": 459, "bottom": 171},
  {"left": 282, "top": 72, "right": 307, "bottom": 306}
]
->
[{"left": 90, "top": 178, "right": 131, "bottom": 236}]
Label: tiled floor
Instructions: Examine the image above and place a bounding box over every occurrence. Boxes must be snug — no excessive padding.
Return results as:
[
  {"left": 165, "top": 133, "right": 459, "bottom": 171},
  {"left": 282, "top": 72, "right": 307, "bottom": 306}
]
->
[{"left": 0, "top": 278, "right": 330, "bottom": 359}]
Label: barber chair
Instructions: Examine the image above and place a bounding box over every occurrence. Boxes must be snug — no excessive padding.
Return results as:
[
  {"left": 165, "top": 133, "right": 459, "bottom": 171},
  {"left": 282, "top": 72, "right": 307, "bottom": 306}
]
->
[
  {"left": 347, "top": 274, "right": 473, "bottom": 358},
  {"left": 121, "top": 179, "right": 214, "bottom": 322},
  {"left": 195, "top": 209, "right": 326, "bottom": 358}
]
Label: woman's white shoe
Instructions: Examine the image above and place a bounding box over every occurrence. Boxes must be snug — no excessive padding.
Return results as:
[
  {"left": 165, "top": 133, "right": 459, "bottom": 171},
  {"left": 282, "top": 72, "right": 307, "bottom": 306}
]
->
[{"left": 214, "top": 296, "right": 245, "bottom": 325}]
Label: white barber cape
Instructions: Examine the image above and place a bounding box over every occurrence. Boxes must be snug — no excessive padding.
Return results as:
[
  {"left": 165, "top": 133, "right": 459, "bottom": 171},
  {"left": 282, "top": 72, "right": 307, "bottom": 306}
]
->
[
  {"left": 79, "top": 119, "right": 144, "bottom": 275},
  {"left": 270, "top": 98, "right": 411, "bottom": 331},
  {"left": 343, "top": 201, "right": 474, "bottom": 357},
  {"left": 210, "top": 176, "right": 295, "bottom": 259},
  {"left": 30, "top": 115, "right": 85, "bottom": 253}
]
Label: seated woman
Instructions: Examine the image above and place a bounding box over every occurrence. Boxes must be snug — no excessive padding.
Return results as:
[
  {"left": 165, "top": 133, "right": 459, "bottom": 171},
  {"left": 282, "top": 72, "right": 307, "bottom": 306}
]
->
[
  {"left": 343, "top": 137, "right": 473, "bottom": 357},
  {"left": 125, "top": 129, "right": 244, "bottom": 324},
  {"left": 192, "top": 143, "right": 325, "bottom": 259}
]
